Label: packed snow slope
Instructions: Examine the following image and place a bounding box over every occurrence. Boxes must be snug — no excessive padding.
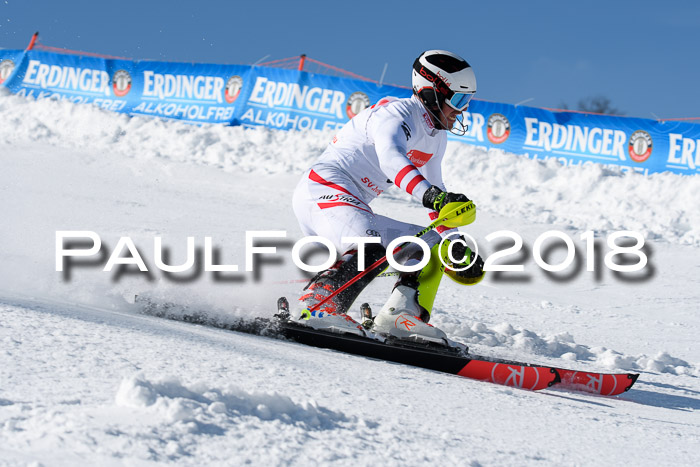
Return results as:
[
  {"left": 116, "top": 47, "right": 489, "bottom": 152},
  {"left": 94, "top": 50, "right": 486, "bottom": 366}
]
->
[{"left": 1, "top": 90, "right": 699, "bottom": 465}]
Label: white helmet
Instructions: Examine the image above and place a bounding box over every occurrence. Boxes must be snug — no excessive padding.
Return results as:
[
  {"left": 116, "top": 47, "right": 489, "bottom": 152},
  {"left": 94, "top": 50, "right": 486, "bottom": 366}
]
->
[{"left": 412, "top": 50, "right": 476, "bottom": 135}]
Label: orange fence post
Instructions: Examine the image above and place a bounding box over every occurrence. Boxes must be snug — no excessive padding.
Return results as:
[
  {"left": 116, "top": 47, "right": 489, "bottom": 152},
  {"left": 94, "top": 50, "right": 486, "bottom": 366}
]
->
[
  {"left": 26, "top": 32, "right": 39, "bottom": 51},
  {"left": 298, "top": 54, "right": 306, "bottom": 71}
]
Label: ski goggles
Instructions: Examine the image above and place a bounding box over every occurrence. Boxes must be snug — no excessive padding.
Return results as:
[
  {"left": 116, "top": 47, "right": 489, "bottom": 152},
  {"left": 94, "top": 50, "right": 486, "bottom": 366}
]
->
[{"left": 446, "top": 92, "right": 474, "bottom": 112}]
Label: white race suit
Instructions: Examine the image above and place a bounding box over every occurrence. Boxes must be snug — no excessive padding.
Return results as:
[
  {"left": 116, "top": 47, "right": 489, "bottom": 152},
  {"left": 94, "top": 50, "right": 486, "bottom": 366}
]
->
[{"left": 292, "top": 95, "right": 454, "bottom": 255}]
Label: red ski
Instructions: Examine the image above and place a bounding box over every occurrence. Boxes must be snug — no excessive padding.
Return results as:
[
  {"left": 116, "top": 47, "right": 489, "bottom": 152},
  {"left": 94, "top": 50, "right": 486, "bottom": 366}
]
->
[
  {"left": 555, "top": 368, "right": 639, "bottom": 396},
  {"left": 458, "top": 360, "right": 559, "bottom": 391}
]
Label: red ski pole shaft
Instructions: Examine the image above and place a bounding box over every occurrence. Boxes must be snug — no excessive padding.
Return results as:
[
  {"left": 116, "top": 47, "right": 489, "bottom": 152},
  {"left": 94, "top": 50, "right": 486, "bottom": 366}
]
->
[{"left": 306, "top": 243, "right": 402, "bottom": 313}]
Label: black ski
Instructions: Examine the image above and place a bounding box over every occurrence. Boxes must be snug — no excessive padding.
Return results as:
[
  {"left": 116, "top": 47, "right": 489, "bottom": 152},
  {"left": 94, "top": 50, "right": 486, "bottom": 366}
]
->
[{"left": 134, "top": 295, "right": 638, "bottom": 394}]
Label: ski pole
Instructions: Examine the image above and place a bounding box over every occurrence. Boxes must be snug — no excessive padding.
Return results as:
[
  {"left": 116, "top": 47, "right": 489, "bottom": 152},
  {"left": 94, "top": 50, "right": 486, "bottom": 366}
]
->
[{"left": 303, "top": 200, "right": 476, "bottom": 315}]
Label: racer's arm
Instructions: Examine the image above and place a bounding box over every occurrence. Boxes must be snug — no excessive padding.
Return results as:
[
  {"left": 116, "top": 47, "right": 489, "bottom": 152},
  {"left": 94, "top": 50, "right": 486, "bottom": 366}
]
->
[
  {"left": 369, "top": 111, "right": 470, "bottom": 217},
  {"left": 371, "top": 116, "right": 431, "bottom": 202}
]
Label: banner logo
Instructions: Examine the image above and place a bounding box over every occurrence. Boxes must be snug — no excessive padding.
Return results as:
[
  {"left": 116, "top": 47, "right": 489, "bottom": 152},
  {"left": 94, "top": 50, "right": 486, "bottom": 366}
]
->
[
  {"left": 346, "top": 91, "right": 370, "bottom": 119},
  {"left": 248, "top": 77, "right": 345, "bottom": 117},
  {"left": 22, "top": 60, "right": 111, "bottom": 96},
  {"left": 111, "top": 70, "right": 132, "bottom": 97},
  {"left": 142, "top": 70, "right": 225, "bottom": 103},
  {"left": 0, "top": 59, "right": 15, "bottom": 85},
  {"left": 523, "top": 118, "right": 627, "bottom": 160},
  {"left": 225, "top": 75, "right": 243, "bottom": 104},
  {"left": 487, "top": 113, "right": 510, "bottom": 144},
  {"left": 135, "top": 70, "right": 234, "bottom": 121},
  {"left": 628, "top": 130, "right": 652, "bottom": 163}
]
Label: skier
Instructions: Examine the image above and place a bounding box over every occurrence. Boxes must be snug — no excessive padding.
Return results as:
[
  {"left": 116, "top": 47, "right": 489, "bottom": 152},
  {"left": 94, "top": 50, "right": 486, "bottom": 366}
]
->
[{"left": 290, "top": 50, "right": 485, "bottom": 344}]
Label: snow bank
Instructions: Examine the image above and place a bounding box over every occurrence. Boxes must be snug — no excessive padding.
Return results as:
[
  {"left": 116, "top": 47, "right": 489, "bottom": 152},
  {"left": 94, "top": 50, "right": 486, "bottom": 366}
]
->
[
  {"left": 444, "top": 143, "right": 700, "bottom": 246},
  {"left": 0, "top": 88, "right": 327, "bottom": 174},
  {"left": 2, "top": 91, "right": 699, "bottom": 246},
  {"left": 115, "top": 374, "right": 350, "bottom": 430},
  {"left": 440, "top": 318, "right": 698, "bottom": 376}
]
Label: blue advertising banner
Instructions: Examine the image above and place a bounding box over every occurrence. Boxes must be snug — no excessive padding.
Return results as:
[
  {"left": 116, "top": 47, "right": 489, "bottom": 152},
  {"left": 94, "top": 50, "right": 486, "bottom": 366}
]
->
[
  {"left": 453, "top": 101, "right": 700, "bottom": 175},
  {"left": 237, "top": 66, "right": 411, "bottom": 131},
  {"left": 2, "top": 49, "right": 699, "bottom": 175},
  {"left": 3, "top": 50, "right": 251, "bottom": 124},
  {"left": 131, "top": 60, "right": 250, "bottom": 124},
  {"left": 5, "top": 50, "right": 131, "bottom": 111},
  {"left": 0, "top": 49, "right": 25, "bottom": 86}
]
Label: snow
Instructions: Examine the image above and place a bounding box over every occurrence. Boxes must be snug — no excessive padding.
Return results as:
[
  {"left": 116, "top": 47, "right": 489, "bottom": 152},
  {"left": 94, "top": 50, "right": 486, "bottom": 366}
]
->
[{"left": 1, "top": 91, "right": 699, "bottom": 465}]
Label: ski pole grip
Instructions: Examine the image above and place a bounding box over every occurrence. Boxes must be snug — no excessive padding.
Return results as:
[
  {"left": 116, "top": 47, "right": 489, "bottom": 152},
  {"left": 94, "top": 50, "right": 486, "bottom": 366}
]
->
[{"left": 435, "top": 201, "right": 477, "bottom": 228}]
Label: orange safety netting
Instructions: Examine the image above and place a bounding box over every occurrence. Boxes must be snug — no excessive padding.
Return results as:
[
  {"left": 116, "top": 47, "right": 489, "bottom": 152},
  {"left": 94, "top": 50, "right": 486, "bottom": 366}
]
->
[
  {"left": 20, "top": 35, "right": 699, "bottom": 120},
  {"left": 257, "top": 55, "right": 376, "bottom": 82},
  {"left": 32, "top": 40, "right": 131, "bottom": 61}
]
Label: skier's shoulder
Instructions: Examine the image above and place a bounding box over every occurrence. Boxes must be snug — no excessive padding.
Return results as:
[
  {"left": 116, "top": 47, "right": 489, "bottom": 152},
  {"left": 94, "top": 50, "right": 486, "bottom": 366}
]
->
[
  {"left": 368, "top": 95, "right": 424, "bottom": 130},
  {"left": 378, "top": 95, "right": 443, "bottom": 140},
  {"left": 370, "top": 95, "right": 415, "bottom": 116}
]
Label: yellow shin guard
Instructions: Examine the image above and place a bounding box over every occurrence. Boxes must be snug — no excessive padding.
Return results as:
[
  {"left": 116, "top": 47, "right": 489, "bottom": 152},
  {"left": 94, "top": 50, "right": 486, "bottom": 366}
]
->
[{"left": 414, "top": 239, "right": 484, "bottom": 318}]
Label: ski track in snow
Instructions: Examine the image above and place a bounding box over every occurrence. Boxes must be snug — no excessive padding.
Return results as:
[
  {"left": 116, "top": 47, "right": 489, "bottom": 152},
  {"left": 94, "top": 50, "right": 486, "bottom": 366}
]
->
[
  {"left": 2, "top": 297, "right": 699, "bottom": 466},
  {"left": 1, "top": 91, "right": 699, "bottom": 465}
]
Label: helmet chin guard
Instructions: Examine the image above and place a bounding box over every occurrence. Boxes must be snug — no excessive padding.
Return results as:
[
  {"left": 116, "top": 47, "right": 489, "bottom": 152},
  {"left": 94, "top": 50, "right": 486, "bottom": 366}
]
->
[
  {"left": 412, "top": 50, "right": 476, "bottom": 136},
  {"left": 450, "top": 112, "right": 470, "bottom": 137},
  {"left": 415, "top": 87, "right": 470, "bottom": 136}
]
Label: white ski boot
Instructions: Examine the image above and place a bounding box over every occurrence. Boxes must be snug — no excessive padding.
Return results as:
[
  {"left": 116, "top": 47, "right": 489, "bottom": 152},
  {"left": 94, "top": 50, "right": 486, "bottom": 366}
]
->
[{"left": 372, "top": 282, "right": 449, "bottom": 345}]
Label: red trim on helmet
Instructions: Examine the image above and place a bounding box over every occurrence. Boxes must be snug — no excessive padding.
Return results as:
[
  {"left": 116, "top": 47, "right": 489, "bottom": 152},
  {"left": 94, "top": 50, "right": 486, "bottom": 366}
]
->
[{"left": 418, "top": 65, "right": 452, "bottom": 97}]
